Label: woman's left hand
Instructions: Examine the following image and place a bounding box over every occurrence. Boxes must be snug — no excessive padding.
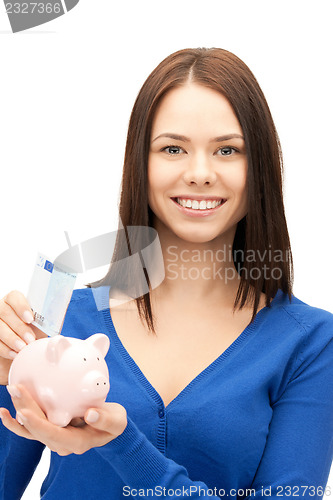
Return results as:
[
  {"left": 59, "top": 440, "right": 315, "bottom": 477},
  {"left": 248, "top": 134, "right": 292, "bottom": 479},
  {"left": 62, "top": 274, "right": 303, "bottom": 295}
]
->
[{"left": 0, "top": 384, "right": 127, "bottom": 456}]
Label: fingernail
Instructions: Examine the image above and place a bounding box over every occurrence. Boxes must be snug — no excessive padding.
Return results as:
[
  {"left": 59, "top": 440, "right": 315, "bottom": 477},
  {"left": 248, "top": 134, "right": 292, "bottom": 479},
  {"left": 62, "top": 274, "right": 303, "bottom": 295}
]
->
[
  {"left": 15, "top": 339, "right": 26, "bottom": 351},
  {"left": 16, "top": 412, "right": 26, "bottom": 425},
  {"left": 7, "top": 385, "right": 21, "bottom": 399},
  {"left": 86, "top": 410, "right": 99, "bottom": 423},
  {"left": 23, "top": 311, "right": 34, "bottom": 324},
  {"left": 0, "top": 409, "right": 5, "bottom": 419},
  {"left": 8, "top": 350, "right": 18, "bottom": 359},
  {"left": 23, "top": 332, "right": 35, "bottom": 344}
]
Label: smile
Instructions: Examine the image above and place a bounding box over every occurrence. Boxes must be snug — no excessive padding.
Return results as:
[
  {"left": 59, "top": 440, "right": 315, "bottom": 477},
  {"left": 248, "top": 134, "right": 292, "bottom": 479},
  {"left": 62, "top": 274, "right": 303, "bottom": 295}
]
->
[{"left": 171, "top": 197, "right": 227, "bottom": 217}]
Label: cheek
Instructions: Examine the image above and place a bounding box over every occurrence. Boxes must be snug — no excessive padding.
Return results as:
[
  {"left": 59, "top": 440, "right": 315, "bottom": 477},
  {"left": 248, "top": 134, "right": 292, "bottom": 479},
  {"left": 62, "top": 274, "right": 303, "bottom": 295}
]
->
[
  {"left": 236, "top": 169, "right": 247, "bottom": 198},
  {"left": 223, "top": 161, "right": 248, "bottom": 197},
  {"left": 147, "top": 158, "right": 174, "bottom": 204},
  {"left": 147, "top": 159, "right": 163, "bottom": 210},
  {"left": 235, "top": 164, "right": 248, "bottom": 214}
]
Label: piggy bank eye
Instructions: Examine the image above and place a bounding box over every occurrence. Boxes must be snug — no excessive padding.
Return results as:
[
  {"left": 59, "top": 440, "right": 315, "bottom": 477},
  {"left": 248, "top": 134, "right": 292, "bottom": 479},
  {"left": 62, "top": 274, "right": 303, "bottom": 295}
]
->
[
  {"left": 97, "top": 357, "right": 100, "bottom": 361},
  {"left": 83, "top": 358, "right": 87, "bottom": 361}
]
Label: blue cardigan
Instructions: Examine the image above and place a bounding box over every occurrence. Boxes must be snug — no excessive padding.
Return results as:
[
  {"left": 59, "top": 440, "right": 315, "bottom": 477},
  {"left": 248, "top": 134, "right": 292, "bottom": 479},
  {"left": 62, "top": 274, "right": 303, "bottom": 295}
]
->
[{"left": 1, "top": 287, "right": 333, "bottom": 499}]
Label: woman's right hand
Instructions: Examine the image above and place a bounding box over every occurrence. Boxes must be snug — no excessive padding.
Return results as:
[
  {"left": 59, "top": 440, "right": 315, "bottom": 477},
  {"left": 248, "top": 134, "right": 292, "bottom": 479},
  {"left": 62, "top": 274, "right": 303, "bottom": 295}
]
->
[{"left": 0, "top": 290, "right": 46, "bottom": 386}]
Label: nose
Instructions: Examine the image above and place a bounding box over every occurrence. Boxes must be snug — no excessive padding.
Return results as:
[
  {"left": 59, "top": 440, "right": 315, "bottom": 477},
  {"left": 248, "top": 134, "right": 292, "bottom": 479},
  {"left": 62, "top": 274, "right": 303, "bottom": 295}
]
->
[
  {"left": 182, "top": 152, "right": 217, "bottom": 187},
  {"left": 94, "top": 375, "right": 110, "bottom": 394},
  {"left": 83, "top": 371, "right": 110, "bottom": 396}
]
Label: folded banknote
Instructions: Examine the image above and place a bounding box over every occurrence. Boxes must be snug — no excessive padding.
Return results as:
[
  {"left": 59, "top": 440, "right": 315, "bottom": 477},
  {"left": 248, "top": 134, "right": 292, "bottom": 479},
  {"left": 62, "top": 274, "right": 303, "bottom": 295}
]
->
[{"left": 27, "top": 253, "right": 77, "bottom": 337}]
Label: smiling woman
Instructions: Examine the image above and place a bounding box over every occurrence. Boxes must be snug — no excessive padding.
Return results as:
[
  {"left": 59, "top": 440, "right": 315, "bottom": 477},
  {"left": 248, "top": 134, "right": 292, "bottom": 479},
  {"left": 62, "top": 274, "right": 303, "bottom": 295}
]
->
[
  {"left": 92, "top": 47, "right": 293, "bottom": 329},
  {"left": 0, "top": 47, "right": 333, "bottom": 500}
]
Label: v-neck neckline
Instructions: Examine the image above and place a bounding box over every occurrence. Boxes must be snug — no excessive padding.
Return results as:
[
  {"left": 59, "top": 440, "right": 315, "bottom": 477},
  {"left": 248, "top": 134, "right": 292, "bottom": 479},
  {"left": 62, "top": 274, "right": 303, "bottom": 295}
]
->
[{"left": 97, "top": 287, "right": 282, "bottom": 411}]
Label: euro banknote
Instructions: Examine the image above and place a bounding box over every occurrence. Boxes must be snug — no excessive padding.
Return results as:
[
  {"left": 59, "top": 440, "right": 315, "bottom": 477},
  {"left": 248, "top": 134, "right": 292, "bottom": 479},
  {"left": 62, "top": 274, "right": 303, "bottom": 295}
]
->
[{"left": 26, "top": 253, "right": 77, "bottom": 337}]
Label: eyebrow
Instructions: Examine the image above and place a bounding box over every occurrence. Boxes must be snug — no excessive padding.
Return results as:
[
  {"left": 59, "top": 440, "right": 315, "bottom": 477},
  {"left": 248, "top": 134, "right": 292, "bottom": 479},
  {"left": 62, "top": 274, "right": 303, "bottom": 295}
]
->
[{"left": 152, "top": 132, "right": 245, "bottom": 143}]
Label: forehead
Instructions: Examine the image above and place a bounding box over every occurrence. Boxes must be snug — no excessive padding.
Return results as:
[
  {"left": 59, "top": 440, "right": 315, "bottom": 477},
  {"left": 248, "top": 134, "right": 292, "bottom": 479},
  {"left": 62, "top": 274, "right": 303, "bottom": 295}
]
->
[{"left": 151, "top": 83, "right": 242, "bottom": 136}]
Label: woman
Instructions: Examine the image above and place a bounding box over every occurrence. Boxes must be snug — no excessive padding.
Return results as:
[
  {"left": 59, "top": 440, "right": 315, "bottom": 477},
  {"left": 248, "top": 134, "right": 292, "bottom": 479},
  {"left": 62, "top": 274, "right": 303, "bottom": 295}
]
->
[{"left": 0, "top": 48, "right": 332, "bottom": 499}]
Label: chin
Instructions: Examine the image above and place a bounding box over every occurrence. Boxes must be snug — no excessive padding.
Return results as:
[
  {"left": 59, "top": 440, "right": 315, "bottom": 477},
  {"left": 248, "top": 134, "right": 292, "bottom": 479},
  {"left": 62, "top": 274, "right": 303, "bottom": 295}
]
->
[
  {"left": 152, "top": 213, "right": 234, "bottom": 244},
  {"left": 172, "top": 227, "right": 224, "bottom": 244}
]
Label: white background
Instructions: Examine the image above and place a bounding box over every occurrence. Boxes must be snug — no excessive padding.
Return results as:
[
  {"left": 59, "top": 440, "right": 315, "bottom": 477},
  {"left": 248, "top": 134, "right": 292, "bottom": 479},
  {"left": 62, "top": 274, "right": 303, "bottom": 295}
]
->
[{"left": 0, "top": 0, "right": 332, "bottom": 497}]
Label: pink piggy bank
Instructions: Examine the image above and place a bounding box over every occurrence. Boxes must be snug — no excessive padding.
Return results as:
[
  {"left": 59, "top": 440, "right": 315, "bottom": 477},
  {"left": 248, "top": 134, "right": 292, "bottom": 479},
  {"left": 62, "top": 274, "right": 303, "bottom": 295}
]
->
[{"left": 8, "top": 333, "right": 110, "bottom": 427}]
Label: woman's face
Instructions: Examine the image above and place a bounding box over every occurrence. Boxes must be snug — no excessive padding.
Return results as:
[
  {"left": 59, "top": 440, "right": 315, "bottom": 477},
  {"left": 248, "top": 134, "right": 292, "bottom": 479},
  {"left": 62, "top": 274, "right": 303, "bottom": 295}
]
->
[{"left": 148, "top": 83, "right": 248, "bottom": 244}]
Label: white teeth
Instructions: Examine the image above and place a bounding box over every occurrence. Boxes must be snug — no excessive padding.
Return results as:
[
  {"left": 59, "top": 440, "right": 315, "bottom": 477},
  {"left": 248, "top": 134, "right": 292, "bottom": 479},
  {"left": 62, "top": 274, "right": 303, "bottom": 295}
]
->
[{"left": 176, "top": 198, "right": 223, "bottom": 210}]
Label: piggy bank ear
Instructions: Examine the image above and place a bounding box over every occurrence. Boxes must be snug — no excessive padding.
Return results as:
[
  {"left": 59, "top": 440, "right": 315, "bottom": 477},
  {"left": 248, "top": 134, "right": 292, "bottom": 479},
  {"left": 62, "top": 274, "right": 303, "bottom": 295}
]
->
[
  {"left": 46, "top": 336, "right": 72, "bottom": 365},
  {"left": 85, "top": 334, "right": 110, "bottom": 358}
]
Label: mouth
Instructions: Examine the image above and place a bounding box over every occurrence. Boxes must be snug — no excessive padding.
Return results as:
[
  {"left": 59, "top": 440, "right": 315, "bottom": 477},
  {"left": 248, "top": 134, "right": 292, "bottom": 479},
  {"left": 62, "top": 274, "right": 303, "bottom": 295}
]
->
[{"left": 170, "top": 197, "right": 227, "bottom": 217}]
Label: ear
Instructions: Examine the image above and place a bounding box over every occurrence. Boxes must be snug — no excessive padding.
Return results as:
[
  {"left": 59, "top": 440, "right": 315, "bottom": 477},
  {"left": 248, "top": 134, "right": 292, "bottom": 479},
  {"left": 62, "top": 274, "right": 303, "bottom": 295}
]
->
[
  {"left": 45, "top": 335, "right": 72, "bottom": 365},
  {"left": 85, "top": 334, "right": 110, "bottom": 358}
]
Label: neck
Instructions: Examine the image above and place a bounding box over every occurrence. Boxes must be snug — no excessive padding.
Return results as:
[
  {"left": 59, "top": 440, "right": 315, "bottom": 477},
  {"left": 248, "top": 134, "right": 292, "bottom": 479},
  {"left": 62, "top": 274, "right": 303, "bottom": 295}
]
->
[{"left": 150, "top": 218, "right": 243, "bottom": 307}]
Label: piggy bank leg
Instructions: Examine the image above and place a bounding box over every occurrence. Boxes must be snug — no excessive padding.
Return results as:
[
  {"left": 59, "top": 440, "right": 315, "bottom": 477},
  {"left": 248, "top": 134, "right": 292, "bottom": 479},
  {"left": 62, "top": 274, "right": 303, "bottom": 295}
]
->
[
  {"left": 47, "top": 409, "right": 72, "bottom": 427},
  {"left": 36, "top": 389, "right": 72, "bottom": 427}
]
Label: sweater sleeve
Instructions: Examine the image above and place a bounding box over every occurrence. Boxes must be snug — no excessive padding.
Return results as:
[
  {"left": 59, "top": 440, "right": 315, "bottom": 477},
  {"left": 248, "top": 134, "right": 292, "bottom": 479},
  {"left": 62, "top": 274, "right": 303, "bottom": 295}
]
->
[
  {"left": 0, "top": 386, "right": 45, "bottom": 500},
  {"left": 95, "top": 336, "right": 333, "bottom": 499},
  {"left": 248, "top": 334, "right": 333, "bottom": 498}
]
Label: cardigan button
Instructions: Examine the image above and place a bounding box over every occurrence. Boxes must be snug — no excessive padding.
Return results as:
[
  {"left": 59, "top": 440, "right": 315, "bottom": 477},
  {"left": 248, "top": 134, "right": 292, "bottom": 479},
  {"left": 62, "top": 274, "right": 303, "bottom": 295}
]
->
[{"left": 158, "top": 409, "right": 165, "bottom": 418}]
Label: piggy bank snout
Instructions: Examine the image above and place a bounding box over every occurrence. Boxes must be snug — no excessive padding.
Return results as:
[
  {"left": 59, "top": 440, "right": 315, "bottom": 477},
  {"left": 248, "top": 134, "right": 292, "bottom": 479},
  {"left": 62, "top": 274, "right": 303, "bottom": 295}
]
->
[{"left": 82, "top": 370, "right": 110, "bottom": 397}]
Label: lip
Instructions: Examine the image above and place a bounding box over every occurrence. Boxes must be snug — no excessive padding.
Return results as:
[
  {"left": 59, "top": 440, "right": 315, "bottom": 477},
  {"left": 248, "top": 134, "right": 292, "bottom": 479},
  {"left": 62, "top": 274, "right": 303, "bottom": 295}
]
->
[
  {"left": 170, "top": 197, "right": 227, "bottom": 218},
  {"left": 172, "top": 195, "right": 224, "bottom": 201}
]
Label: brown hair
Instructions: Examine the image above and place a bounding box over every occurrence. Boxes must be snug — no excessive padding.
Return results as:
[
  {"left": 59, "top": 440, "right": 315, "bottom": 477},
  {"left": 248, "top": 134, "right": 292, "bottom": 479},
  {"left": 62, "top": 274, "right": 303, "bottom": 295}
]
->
[{"left": 87, "top": 47, "right": 293, "bottom": 333}]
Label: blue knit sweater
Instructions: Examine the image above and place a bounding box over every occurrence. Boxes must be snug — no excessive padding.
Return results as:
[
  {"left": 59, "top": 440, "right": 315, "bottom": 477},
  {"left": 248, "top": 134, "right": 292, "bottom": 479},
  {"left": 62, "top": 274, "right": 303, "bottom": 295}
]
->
[{"left": 1, "top": 287, "right": 333, "bottom": 499}]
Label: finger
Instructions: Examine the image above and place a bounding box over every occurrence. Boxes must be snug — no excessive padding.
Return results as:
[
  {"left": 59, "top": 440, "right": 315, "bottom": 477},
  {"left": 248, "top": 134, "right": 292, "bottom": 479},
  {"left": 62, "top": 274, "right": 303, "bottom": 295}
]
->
[
  {"left": 18, "top": 407, "right": 80, "bottom": 452},
  {"left": 0, "top": 297, "right": 36, "bottom": 356},
  {"left": 7, "top": 384, "right": 47, "bottom": 420},
  {"left": 1, "top": 406, "right": 71, "bottom": 455},
  {"left": 0, "top": 407, "right": 35, "bottom": 440},
  {"left": 84, "top": 402, "right": 127, "bottom": 438},
  {"left": 0, "top": 320, "right": 29, "bottom": 359},
  {"left": 3, "top": 290, "right": 34, "bottom": 325},
  {"left": 6, "top": 385, "right": 96, "bottom": 453},
  {"left": 13, "top": 406, "right": 116, "bottom": 456},
  {"left": 2, "top": 292, "right": 47, "bottom": 343},
  {"left": 3, "top": 290, "right": 34, "bottom": 324},
  {"left": 0, "top": 339, "right": 17, "bottom": 361}
]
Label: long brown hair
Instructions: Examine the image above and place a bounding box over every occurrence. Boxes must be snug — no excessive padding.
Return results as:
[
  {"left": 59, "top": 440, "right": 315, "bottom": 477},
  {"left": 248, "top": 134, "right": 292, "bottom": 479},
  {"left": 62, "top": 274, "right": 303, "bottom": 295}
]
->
[{"left": 87, "top": 47, "right": 293, "bottom": 333}]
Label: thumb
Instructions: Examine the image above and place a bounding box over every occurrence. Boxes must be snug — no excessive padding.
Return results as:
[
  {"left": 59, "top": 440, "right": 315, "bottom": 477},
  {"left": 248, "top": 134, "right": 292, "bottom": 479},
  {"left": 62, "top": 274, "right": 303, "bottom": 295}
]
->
[{"left": 84, "top": 402, "right": 127, "bottom": 437}]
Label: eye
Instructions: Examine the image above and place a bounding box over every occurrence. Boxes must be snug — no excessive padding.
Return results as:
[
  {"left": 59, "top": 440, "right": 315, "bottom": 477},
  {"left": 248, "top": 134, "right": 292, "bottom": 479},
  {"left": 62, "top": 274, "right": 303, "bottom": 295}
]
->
[
  {"left": 216, "top": 146, "right": 238, "bottom": 156},
  {"left": 83, "top": 358, "right": 87, "bottom": 361},
  {"left": 97, "top": 357, "right": 100, "bottom": 361},
  {"left": 162, "top": 145, "right": 185, "bottom": 155}
]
